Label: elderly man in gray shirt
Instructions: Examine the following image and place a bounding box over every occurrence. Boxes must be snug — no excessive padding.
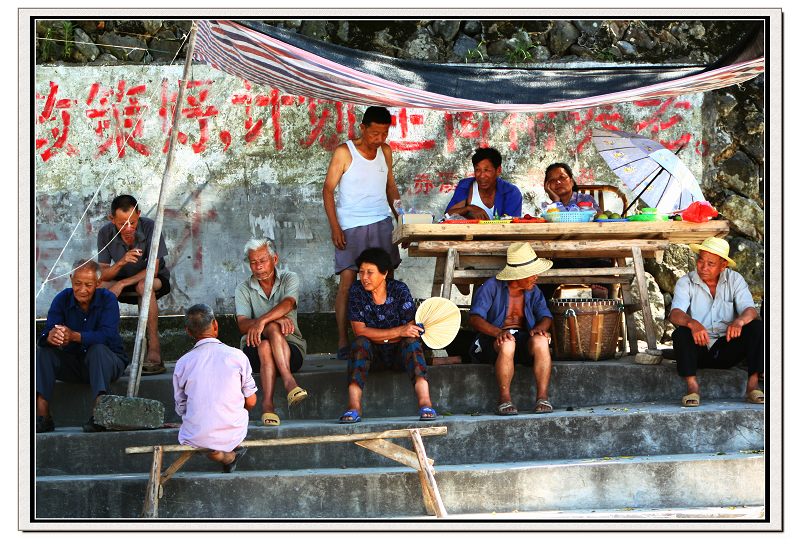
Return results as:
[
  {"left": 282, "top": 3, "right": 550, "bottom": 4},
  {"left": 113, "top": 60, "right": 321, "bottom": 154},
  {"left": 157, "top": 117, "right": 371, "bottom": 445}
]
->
[
  {"left": 235, "top": 239, "right": 308, "bottom": 427},
  {"left": 669, "top": 237, "right": 763, "bottom": 407}
]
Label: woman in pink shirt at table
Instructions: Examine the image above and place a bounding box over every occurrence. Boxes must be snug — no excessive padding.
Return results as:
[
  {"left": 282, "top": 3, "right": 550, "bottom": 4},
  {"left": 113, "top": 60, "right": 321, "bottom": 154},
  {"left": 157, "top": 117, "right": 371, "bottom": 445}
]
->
[{"left": 173, "top": 304, "right": 258, "bottom": 473}]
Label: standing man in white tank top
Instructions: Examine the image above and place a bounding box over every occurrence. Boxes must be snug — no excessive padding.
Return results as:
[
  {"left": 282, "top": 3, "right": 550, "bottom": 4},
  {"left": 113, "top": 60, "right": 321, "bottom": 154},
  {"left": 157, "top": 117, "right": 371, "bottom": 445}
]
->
[{"left": 323, "top": 106, "right": 402, "bottom": 359}]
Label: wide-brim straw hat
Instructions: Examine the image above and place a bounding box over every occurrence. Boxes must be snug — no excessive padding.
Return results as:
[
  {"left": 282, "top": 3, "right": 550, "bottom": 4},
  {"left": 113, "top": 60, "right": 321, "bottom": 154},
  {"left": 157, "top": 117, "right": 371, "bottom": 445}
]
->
[
  {"left": 689, "top": 236, "right": 736, "bottom": 267},
  {"left": 496, "top": 242, "right": 553, "bottom": 281}
]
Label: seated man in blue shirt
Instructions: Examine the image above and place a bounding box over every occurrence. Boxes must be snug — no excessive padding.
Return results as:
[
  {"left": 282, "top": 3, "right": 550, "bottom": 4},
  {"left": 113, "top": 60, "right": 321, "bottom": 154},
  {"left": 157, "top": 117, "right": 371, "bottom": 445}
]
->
[
  {"left": 36, "top": 260, "right": 128, "bottom": 433},
  {"left": 469, "top": 243, "right": 554, "bottom": 415},
  {"left": 669, "top": 237, "right": 763, "bottom": 407},
  {"left": 445, "top": 147, "right": 522, "bottom": 220}
]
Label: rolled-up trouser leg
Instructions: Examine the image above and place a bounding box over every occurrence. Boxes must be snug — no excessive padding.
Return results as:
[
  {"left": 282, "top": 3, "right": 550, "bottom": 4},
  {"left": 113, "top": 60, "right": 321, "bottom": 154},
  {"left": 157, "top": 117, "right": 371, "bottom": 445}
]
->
[
  {"left": 347, "top": 336, "right": 374, "bottom": 390},
  {"left": 84, "top": 344, "right": 127, "bottom": 399},
  {"left": 398, "top": 337, "right": 428, "bottom": 384}
]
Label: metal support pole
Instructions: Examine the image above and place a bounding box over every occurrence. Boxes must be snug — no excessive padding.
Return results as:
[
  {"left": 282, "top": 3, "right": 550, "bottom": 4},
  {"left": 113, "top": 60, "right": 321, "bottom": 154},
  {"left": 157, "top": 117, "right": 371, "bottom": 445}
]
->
[{"left": 127, "top": 24, "right": 197, "bottom": 397}]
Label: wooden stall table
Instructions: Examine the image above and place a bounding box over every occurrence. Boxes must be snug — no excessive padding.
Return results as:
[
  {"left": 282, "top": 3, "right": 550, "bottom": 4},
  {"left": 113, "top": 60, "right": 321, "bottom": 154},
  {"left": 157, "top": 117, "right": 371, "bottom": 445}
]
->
[{"left": 393, "top": 220, "right": 729, "bottom": 354}]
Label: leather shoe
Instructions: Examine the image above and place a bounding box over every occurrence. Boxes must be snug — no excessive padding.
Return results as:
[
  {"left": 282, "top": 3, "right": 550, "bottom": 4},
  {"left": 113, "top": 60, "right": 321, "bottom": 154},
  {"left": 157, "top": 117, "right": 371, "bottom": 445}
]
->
[{"left": 36, "top": 415, "right": 55, "bottom": 433}]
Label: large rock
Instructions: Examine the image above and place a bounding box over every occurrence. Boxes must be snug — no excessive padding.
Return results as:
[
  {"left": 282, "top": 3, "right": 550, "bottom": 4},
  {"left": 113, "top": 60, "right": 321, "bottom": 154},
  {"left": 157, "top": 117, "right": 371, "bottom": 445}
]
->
[
  {"left": 94, "top": 395, "right": 164, "bottom": 431},
  {"left": 71, "top": 28, "right": 100, "bottom": 63},
  {"left": 403, "top": 29, "right": 440, "bottom": 61},
  {"left": 645, "top": 243, "right": 694, "bottom": 295},
  {"left": 739, "top": 133, "right": 765, "bottom": 165},
  {"left": 149, "top": 29, "right": 183, "bottom": 62},
  {"left": 728, "top": 237, "right": 765, "bottom": 300},
  {"left": 454, "top": 34, "right": 481, "bottom": 60},
  {"left": 617, "top": 40, "right": 637, "bottom": 57},
  {"left": 463, "top": 21, "right": 483, "bottom": 36},
  {"left": 508, "top": 29, "right": 533, "bottom": 51},
  {"left": 432, "top": 20, "right": 461, "bottom": 41},
  {"left": 716, "top": 151, "right": 760, "bottom": 199},
  {"left": 574, "top": 20, "right": 603, "bottom": 35},
  {"left": 625, "top": 25, "right": 656, "bottom": 51},
  {"left": 720, "top": 195, "right": 764, "bottom": 241},
  {"left": 530, "top": 45, "right": 552, "bottom": 61},
  {"left": 630, "top": 272, "right": 666, "bottom": 343},
  {"left": 300, "top": 21, "right": 330, "bottom": 41},
  {"left": 743, "top": 109, "right": 765, "bottom": 135},
  {"left": 96, "top": 32, "right": 148, "bottom": 62},
  {"left": 336, "top": 21, "right": 350, "bottom": 42},
  {"left": 548, "top": 21, "right": 580, "bottom": 54},
  {"left": 715, "top": 92, "right": 738, "bottom": 119}
]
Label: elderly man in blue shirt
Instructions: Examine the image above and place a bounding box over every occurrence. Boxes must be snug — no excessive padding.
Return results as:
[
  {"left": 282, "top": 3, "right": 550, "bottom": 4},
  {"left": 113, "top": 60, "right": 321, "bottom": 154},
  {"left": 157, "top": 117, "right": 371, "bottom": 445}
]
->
[
  {"left": 36, "top": 260, "right": 128, "bottom": 433},
  {"left": 469, "top": 243, "right": 554, "bottom": 415},
  {"left": 445, "top": 147, "right": 522, "bottom": 220},
  {"left": 669, "top": 237, "right": 764, "bottom": 407}
]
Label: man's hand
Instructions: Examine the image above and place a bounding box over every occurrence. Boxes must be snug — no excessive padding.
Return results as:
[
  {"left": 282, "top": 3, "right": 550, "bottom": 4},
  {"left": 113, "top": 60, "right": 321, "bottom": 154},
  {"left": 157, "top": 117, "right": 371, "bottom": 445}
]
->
[
  {"left": 494, "top": 329, "right": 516, "bottom": 347},
  {"left": 246, "top": 319, "right": 266, "bottom": 347},
  {"left": 331, "top": 226, "right": 346, "bottom": 250},
  {"left": 544, "top": 182, "right": 559, "bottom": 202},
  {"left": 274, "top": 316, "right": 295, "bottom": 336},
  {"left": 463, "top": 205, "right": 490, "bottom": 220},
  {"left": 47, "top": 325, "right": 74, "bottom": 348},
  {"left": 688, "top": 319, "right": 710, "bottom": 346},
  {"left": 120, "top": 248, "right": 142, "bottom": 265},
  {"left": 530, "top": 324, "right": 550, "bottom": 337},
  {"left": 726, "top": 318, "right": 745, "bottom": 341}
]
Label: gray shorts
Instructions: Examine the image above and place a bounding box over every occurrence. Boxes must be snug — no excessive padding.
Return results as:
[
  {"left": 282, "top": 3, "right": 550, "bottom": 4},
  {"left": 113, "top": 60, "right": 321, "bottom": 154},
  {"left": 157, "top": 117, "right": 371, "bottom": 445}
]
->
[{"left": 334, "top": 217, "right": 401, "bottom": 274}]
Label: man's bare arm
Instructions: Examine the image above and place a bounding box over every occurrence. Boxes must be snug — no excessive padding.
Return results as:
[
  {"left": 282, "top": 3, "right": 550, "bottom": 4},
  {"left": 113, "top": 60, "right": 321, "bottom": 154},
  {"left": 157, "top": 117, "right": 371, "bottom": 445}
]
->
[
  {"left": 384, "top": 145, "right": 401, "bottom": 219},
  {"left": 323, "top": 144, "right": 349, "bottom": 250}
]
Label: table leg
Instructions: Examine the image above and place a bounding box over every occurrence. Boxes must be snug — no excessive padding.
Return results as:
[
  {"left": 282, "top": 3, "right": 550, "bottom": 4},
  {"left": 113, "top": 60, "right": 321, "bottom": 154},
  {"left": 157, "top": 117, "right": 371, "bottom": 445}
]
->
[
  {"left": 631, "top": 246, "right": 658, "bottom": 351},
  {"left": 441, "top": 248, "right": 457, "bottom": 301},
  {"left": 430, "top": 257, "right": 445, "bottom": 298}
]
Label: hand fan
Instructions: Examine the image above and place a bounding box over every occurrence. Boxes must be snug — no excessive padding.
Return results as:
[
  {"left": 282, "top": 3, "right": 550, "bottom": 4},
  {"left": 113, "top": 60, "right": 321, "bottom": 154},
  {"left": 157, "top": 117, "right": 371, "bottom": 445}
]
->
[{"left": 414, "top": 297, "right": 461, "bottom": 349}]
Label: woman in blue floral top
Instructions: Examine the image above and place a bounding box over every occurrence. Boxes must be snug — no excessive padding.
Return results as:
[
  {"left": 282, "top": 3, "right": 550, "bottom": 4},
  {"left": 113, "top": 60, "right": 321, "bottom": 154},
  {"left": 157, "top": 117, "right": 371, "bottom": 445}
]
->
[{"left": 338, "top": 247, "right": 437, "bottom": 423}]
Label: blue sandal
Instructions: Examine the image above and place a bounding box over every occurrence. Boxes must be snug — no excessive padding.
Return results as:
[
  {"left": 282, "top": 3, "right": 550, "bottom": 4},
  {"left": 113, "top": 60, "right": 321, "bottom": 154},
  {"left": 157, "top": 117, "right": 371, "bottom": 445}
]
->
[
  {"left": 339, "top": 409, "right": 361, "bottom": 424},
  {"left": 419, "top": 406, "right": 437, "bottom": 421}
]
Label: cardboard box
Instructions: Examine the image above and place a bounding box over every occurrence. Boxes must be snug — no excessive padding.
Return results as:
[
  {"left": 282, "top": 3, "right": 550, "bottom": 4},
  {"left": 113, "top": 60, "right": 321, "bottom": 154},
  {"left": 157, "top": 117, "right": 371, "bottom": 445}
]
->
[{"left": 401, "top": 213, "right": 434, "bottom": 224}]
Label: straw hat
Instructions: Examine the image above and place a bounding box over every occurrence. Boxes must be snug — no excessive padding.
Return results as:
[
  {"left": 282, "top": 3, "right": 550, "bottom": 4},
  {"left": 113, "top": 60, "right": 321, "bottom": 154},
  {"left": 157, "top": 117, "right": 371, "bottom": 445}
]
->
[
  {"left": 496, "top": 242, "right": 553, "bottom": 281},
  {"left": 689, "top": 237, "right": 736, "bottom": 267}
]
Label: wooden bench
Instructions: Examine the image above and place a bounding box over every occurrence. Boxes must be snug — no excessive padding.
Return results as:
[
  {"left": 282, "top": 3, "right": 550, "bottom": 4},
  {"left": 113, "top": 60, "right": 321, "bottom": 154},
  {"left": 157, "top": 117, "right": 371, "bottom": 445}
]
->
[{"left": 126, "top": 426, "right": 448, "bottom": 519}]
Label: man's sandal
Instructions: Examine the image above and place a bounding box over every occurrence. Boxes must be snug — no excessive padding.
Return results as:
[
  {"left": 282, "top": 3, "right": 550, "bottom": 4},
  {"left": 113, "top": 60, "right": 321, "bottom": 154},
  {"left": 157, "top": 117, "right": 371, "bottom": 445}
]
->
[
  {"left": 534, "top": 399, "right": 553, "bottom": 414},
  {"left": 287, "top": 386, "right": 308, "bottom": 407},
  {"left": 261, "top": 412, "right": 280, "bottom": 426},
  {"left": 681, "top": 393, "right": 700, "bottom": 407},
  {"left": 496, "top": 401, "right": 518, "bottom": 416},
  {"left": 222, "top": 447, "right": 247, "bottom": 473},
  {"left": 746, "top": 389, "right": 765, "bottom": 404}
]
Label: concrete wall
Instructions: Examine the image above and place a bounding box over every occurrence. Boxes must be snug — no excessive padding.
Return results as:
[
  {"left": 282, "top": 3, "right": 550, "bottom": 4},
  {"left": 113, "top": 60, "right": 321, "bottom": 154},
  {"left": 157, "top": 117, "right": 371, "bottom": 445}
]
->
[{"left": 34, "top": 64, "right": 707, "bottom": 316}]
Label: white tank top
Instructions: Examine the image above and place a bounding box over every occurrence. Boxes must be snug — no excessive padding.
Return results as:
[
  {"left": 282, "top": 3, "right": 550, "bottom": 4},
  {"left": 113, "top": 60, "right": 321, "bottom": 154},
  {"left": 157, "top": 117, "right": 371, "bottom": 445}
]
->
[
  {"left": 336, "top": 140, "right": 392, "bottom": 230},
  {"left": 469, "top": 181, "right": 495, "bottom": 218}
]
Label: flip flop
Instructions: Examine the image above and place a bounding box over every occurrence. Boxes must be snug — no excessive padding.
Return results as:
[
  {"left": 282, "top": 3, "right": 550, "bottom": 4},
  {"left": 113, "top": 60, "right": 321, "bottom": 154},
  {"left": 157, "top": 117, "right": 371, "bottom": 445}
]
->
[
  {"left": 746, "top": 389, "right": 765, "bottom": 404},
  {"left": 336, "top": 346, "right": 349, "bottom": 360},
  {"left": 222, "top": 447, "right": 247, "bottom": 473},
  {"left": 261, "top": 412, "right": 280, "bottom": 426},
  {"left": 496, "top": 401, "right": 518, "bottom": 416},
  {"left": 287, "top": 386, "right": 308, "bottom": 407},
  {"left": 534, "top": 399, "right": 554, "bottom": 414},
  {"left": 681, "top": 393, "right": 700, "bottom": 407},
  {"left": 339, "top": 409, "right": 361, "bottom": 424},
  {"left": 419, "top": 406, "right": 437, "bottom": 421},
  {"left": 141, "top": 361, "right": 166, "bottom": 375}
]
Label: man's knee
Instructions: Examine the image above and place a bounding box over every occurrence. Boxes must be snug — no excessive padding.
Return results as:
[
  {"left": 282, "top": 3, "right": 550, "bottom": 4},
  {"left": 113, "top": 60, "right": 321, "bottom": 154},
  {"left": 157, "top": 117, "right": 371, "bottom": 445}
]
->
[
  {"left": 496, "top": 338, "right": 516, "bottom": 356},
  {"left": 86, "top": 344, "right": 114, "bottom": 360},
  {"left": 353, "top": 335, "right": 371, "bottom": 350},
  {"left": 672, "top": 325, "right": 693, "bottom": 347},
  {"left": 264, "top": 321, "right": 282, "bottom": 336}
]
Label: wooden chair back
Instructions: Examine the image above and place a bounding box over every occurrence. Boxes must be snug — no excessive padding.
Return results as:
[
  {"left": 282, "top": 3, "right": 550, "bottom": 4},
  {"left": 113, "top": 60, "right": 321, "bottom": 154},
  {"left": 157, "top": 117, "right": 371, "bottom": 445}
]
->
[{"left": 576, "top": 184, "right": 628, "bottom": 212}]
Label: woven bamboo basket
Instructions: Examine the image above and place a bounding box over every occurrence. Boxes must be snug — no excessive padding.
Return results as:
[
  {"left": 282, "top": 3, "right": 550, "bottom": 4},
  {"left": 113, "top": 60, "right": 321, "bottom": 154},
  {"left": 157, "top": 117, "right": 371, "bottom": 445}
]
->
[{"left": 550, "top": 298, "right": 624, "bottom": 361}]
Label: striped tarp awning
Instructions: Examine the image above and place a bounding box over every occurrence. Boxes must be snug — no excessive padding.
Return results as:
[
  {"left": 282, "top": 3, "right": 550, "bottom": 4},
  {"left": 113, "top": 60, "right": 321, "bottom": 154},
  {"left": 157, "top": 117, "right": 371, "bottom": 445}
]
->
[{"left": 193, "top": 19, "right": 764, "bottom": 113}]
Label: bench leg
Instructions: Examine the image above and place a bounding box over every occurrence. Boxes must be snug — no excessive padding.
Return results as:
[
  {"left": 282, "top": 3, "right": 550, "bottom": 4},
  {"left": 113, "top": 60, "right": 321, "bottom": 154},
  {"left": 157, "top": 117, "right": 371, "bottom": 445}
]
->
[
  {"left": 142, "top": 445, "right": 164, "bottom": 518},
  {"left": 441, "top": 248, "right": 457, "bottom": 301},
  {"left": 410, "top": 429, "right": 447, "bottom": 518}
]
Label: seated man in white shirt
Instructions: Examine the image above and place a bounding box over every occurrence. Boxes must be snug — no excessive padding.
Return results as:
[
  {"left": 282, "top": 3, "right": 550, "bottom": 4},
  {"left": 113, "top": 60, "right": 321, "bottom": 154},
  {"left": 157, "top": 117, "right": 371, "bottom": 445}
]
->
[{"left": 668, "top": 237, "right": 763, "bottom": 407}]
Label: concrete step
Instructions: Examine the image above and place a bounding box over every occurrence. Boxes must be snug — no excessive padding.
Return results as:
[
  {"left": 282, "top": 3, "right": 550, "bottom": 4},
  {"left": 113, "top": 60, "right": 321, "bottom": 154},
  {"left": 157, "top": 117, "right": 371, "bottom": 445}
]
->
[
  {"left": 34, "top": 451, "right": 764, "bottom": 518},
  {"left": 46, "top": 356, "right": 758, "bottom": 426},
  {"left": 35, "top": 402, "right": 764, "bottom": 476}
]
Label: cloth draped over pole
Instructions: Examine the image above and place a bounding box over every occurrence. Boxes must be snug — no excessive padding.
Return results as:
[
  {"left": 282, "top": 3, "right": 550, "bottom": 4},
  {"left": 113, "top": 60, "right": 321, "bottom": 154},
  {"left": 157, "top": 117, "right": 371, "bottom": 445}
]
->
[{"left": 193, "top": 19, "right": 764, "bottom": 113}]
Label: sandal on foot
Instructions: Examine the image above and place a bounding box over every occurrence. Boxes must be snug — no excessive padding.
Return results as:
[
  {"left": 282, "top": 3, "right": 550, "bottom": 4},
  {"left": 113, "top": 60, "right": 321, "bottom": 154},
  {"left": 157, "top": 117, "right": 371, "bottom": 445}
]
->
[
  {"left": 534, "top": 399, "right": 553, "bottom": 414},
  {"left": 287, "top": 386, "right": 308, "bottom": 407},
  {"left": 222, "top": 447, "right": 247, "bottom": 473},
  {"left": 746, "top": 389, "right": 765, "bottom": 404},
  {"left": 261, "top": 412, "right": 280, "bottom": 426},
  {"left": 496, "top": 401, "right": 518, "bottom": 416},
  {"left": 141, "top": 361, "right": 166, "bottom": 375},
  {"left": 336, "top": 346, "right": 349, "bottom": 360},
  {"left": 681, "top": 393, "right": 700, "bottom": 407},
  {"left": 419, "top": 406, "right": 437, "bottom": 421},
  {"left": 339, "top": 409, "right": 361, "bottom": 424}
]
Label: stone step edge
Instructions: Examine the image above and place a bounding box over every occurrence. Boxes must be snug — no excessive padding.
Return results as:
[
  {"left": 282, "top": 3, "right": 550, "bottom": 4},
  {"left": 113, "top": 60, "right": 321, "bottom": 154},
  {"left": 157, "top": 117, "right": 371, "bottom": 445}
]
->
[{"left": 36, "top": 450, "right": 765, "bottom": 482}]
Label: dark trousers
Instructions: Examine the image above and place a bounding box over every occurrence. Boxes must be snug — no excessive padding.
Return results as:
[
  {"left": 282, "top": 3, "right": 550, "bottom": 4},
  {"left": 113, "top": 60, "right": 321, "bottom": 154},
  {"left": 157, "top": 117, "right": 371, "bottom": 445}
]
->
[
  {"left": 36, "top": 344, "right": 127, "bottom": 401},
  {"left": 672, "top": 320, "right": 763, "bottom": 378}
]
